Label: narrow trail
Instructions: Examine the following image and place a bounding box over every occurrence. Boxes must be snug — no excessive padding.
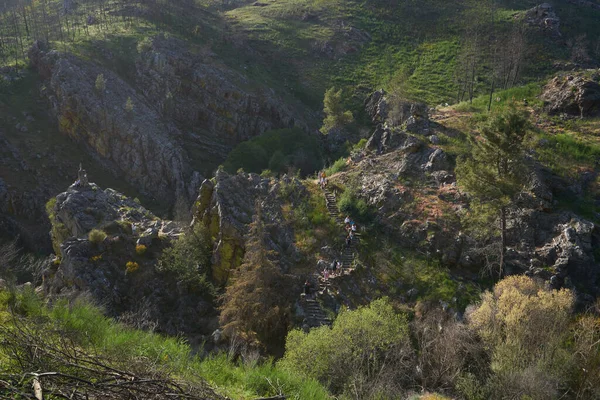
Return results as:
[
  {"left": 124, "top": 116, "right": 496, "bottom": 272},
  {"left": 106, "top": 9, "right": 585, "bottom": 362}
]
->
[{"left": 300, "top": 186, "right": 361, "bottom": 329}]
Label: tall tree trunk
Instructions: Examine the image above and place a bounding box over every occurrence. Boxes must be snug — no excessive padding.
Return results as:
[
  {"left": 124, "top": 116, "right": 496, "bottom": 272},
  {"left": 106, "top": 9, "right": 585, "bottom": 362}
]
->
[{"left": 499, "top": 206, "right": 506, "bottom": 279}]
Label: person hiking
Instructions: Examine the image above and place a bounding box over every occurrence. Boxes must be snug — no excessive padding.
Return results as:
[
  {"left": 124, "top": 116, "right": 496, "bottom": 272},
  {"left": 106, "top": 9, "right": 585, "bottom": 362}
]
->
[
  {"left": 330, "top": 258, "right": 339, "bottom": 276},
  {"left": 304, "top": 280, "right": 311, "bottom": 296},
  {"left": 346, "top": 235, "right": 352, "bottom": 248},
  {"left": 344, "top": 215, "right": 351, "bottom": 225}
]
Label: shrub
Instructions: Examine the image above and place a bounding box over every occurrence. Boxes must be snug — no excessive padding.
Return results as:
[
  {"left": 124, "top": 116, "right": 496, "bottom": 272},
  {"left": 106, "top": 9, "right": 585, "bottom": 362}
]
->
[
  {"left": 136, "top": 37, "right": 153, "bottom": 53},
  {"left": 157, "top": 225, "right": 214, "bottom": 297},
  {"left": 135, "top": 244, "right": 147, "bottom": 256},
  {"left": 88, "top": 229, "right": 107, "bottom": 244},
  {"left": 125, "top": 261, "right": 139, "bottom": 274},
  {"left": 324, "top": 157, "right": 347, "bottom": 176},
  {"left": 468, "top": 275, "right": 575, "bottom": 398},
  {"left": 337, "top": 188, "right": 374, "bottom": 224},
  {"left": 279, "top": 298, "right": 412, "bottom": 397},
  {"left": 224, "top": 128, "right": 323, "bottom": 176}
]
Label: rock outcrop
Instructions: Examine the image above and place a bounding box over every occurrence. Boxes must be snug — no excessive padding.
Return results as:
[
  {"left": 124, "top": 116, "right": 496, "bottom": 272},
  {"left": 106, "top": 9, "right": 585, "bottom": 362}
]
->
[
  {"left": 541, "top": 73, "right": 600, "bottom": 117},
  {"left": 364, "top": 90, "right": 430, "bottom": 133},
  {"left": 29, "top": 41, "right": 198, "bottom": 205},
  {"left": 192, "top": 171, "right": 301, "bottom": 285},
  {"left": 135, "top": 35, "right": 312, "bottom": 163},
  {"left": 44, "top": 182, "right": 217, "bottom": 337},
  {"left": 525, "top": 3, "right": 561, "bottom": 37}
]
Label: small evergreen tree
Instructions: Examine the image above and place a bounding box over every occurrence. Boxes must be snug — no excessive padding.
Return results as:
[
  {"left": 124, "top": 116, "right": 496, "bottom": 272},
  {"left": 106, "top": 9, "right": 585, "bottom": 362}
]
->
[
  {"left": 455, "top": 106, "right": 530, "bottom": 277},
  {"left": 219, "top": 203, "right": 294, "bottom": 351},
  {"left": 320, "top": 87, "right": 353, "bottom": 134}
]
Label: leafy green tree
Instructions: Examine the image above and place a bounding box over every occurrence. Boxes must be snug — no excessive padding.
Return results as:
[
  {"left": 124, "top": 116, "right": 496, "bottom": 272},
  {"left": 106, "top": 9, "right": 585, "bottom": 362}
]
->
[
  {"left": 279, "top": 298, "right": 412, "bottom": 396},
  {"left": 320, "top": 87, "right": 353, "bottom": 134},
  {"left": 157, "top": 224, "right": 214, "bottom": 296},
  {"left": 455, "top": 107, "right": 530, "bottom": 277}
]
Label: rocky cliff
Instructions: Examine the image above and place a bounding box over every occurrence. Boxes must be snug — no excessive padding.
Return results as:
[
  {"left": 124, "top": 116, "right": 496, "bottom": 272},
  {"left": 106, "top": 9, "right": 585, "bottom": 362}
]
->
[
  {"left": 136, "top": 35, "right": 312, "bottom": 164},
  {"left": 29, "top": 41, "right": 199, "bottom": 206},
  {"left": 44, "top": 180, "right": 217, "bottom": 337},
  {"left": 192, "top": 170, "right": 302, "bottom": 285}
]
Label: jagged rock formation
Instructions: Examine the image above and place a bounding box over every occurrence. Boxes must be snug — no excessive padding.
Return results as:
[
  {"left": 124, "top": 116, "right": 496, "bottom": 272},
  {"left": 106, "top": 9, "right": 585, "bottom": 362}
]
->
[
  {"left": 336, "top": 131, "right": 600, "bottom": 299},
  {"left": 525, "top": 3, "right": 561, "bottom": 37},
  {"left": 29, "top": 41, "right": 198, "bottom": 205},
  {"left": 541, "top": 73, "right": 600, "bottom": 117},
  {"left": 192, "top": 170, "right": 302, "bottom": 284},
  {"left": 28, "top": 37, "right": 315, "bottom": 208},
  {"left": 136, "top": 35, "right": 311, "bottom": 161},
  {"left": 364, "top": 90, "right": 430, "bottom": 135},
  {"left": 44, "top": 181, "right": 217, "bottom": 337}
]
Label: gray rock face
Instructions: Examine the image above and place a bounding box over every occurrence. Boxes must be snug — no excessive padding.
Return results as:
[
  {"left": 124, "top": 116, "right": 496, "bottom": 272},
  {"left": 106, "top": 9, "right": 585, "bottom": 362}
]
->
[
  {"left": 44, "top": 183, "right": 219, "bottom": 337},
  {"left": 192, "top": 171, "right": 302, "bottom": 285},
  {"left": 541, "top": 73, "right": 600, "bottom": 117},
  {"left": 135, "top": 35, "right": 311, "bottom": 161},
  {"left": 525, "top": 3, "right": 561, "bottom": 36},
  {"left": 29, "top": 41, "right": 197, "bottom": 205},
  {"left": 364, "top": 90, "right": 429, "bottom": 133}
]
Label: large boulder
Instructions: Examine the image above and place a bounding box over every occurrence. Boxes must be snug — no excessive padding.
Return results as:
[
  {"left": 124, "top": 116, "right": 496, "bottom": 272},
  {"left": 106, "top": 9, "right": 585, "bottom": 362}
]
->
[{"left": 541, "top": 73, "right": 600, "bottom": 117}]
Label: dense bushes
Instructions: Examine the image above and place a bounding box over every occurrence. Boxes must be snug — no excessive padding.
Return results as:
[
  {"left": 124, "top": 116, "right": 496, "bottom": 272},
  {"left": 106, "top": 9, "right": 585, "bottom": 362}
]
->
[
  {"left": 337, "top": 188, "right": 374, "bottom": 224},
  {"left": 279, "top": 298, "right": 413, "bottom": 398},
  {"left": 223, "top": 128, "right": 323, "bottom": 176},
  {"left": 280, "top": 276, "right": 600, "bottom": 400},
  {"left": 157, "top": 224, "right": 214, "bottom": 297}
]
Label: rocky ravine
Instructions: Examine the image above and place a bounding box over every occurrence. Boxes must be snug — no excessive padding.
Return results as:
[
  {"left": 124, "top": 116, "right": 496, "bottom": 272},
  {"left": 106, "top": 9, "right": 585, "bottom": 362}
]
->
[
  {"left": 29, "top": 41, "right": 200, "bottom": 206},
  {"left": 28, "top": 36, "right": 314, "bottom": 208}
]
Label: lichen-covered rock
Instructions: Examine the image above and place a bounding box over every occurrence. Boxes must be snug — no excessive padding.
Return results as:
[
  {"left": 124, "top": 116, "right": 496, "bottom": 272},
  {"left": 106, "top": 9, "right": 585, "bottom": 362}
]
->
[
  {"left": 525, "top": 3, "right": 561, "bottom": 36},
  {"left": 135, "top": 35, "right": 312, "bottom": 159},
  {"left": 541, "top": 73, "right": 600, "bottom": 117},
  {"left": 44, "top": 182, "right": 218, "bottom": 337},
  {"left": 29, "top": 41, "right": 198, "bottom": 205},
  {"left": 192, "top": 170, "right": 301, "bottom": 285}
]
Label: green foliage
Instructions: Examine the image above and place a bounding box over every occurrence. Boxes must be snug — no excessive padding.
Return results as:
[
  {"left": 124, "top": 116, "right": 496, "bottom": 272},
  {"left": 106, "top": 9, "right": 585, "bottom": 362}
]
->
[
  {"left": 454, "top": 82, "right": 544, "bottom": 113},
  {"left": 337, "top": 187, "right": 374, "bottom": 224},
  {"left": 220, "top": 205, "right": 294, "bottom": 351},
  {"left": 157, "top": 224, "right": 214, "bottom": 297},
  {"left": 135, "top": 244, "right": 147, "bottom": 256},
  {"left": 224, "top": 128, "right": 323, "bottom": 176},
  {"left": 279, "top": 298, "right": 409, "bottom": 395},
  {"left": 124, "top": 96, "right": 134, "bottom": 114},
  {"left": 0, "top": 287, "right": 330, "bottom": 400},
  {"left": 125, "top": 261, "right": 140, "bottom": 274},
  {"left": 320, "top": 87, "right": 353, "bottom": 134},
  {"left": 469, "top": 275, "right": 575, "bottom": 399},
  {"left": 95, "top": 74, "right": 106, "bottom": 93},
  {"left": 455, "top": 106, "right": 531, "bottom": 275},
  {"left": 88, "top": 229, "right": 107, "bottom": 244},
  {"left": 324, "top": 157, "right": 347, "bottom": 176},
  {"left": 136, "top": 37, "right": 153, "bottom": 53}
]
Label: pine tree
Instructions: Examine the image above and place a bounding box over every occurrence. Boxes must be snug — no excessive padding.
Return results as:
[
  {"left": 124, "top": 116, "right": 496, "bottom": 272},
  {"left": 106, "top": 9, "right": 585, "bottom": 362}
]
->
[
  {"left": 455, "top": 106, "right": 531, "bottom": 277},
  {"left": 219, "top": 203, "right": 294, "bottom": 351},
  {"left": 320, "top": 87, "right": 353, "bottom": 135}
]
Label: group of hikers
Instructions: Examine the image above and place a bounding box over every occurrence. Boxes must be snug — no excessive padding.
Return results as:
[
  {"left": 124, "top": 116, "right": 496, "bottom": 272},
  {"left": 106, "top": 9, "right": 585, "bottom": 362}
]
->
[
  {"left": 303, "top": 214, "right": 359, "bottom": 297},
  {"left": 319, "top": 171, "right": 328, "bottom": 189}
]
